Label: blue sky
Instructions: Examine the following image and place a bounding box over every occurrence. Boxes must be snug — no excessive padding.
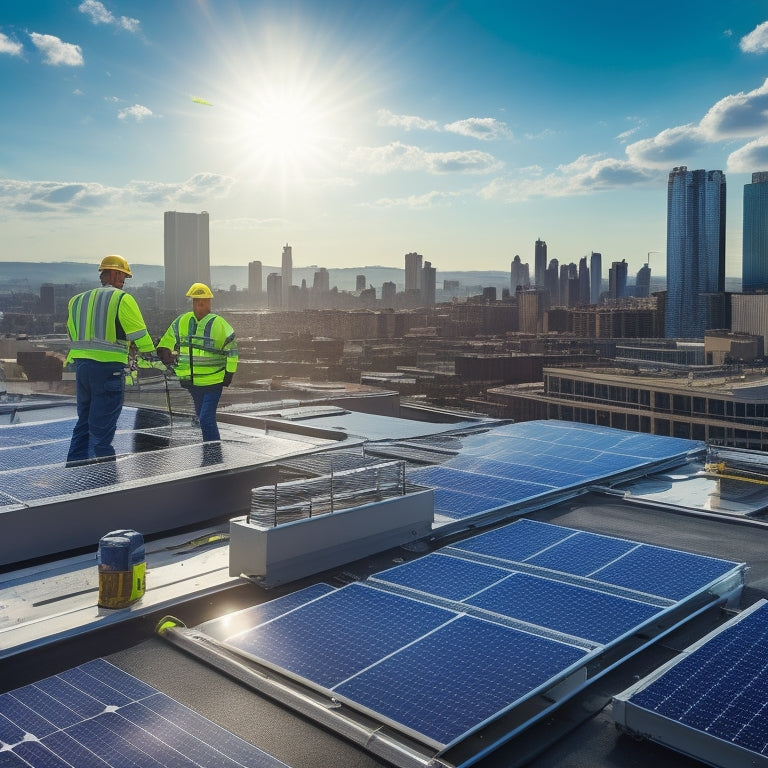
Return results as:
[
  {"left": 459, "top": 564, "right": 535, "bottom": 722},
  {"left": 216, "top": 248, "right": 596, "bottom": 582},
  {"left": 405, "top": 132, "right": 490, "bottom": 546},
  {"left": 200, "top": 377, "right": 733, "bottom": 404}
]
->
[{"left": 2, "top": 0, "right": 768, "bottom": 278}]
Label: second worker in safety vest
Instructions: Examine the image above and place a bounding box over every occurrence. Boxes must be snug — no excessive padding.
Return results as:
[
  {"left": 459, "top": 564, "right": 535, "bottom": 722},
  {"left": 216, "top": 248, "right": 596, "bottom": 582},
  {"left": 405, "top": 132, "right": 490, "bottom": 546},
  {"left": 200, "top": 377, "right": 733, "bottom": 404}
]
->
[{"left": 157, "top": 283, "right": 238, "bottom": 442}]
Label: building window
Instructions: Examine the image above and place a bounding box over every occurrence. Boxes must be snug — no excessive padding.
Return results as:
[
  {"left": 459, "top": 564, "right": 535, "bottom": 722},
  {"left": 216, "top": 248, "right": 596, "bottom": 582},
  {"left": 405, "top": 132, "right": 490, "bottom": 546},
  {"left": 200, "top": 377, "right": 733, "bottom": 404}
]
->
[
  {"left": 655, "top": 392, "right": 670, "bottom": 411},
  {"left": 708, "top": 399, "right": 724, "bottom": 416},
  {"left": 655, "top": 418, "right": 670, "bottom": 436},
  {"left": 673, "top": 395, "right": 691, "bottom": 416}
]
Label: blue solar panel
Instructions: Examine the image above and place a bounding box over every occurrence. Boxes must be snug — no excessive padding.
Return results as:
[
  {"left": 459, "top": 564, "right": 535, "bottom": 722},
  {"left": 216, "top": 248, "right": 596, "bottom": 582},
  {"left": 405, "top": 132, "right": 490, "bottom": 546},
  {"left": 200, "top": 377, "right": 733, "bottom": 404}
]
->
[
  {"left": 445, "top": 455, "right": 584, "bottom": 487},
  {"left": 409, "top": 465, "right": 551, "bottom": 500},
  {"left": 223, "top": 583, "right": 457, "bottom": 688},
  {"left": 591, "top": 545, "right": 739, "bottom": 600},
  {"left": 431, "top": 487, "right": 510, "bottom": 519},
  {"left": 465, "top": 572, "right": 661, "bottom": 645},
  {"left": 524, "top": 531, "right": 637, "bottom": 576},
  {"left": 371, "top": 553, "right": 512, "bottom": 601},
  {"left": 333, "top": 614, "right": 586, "bottom": 748},
  {"left": 198, "top": 583, "right": 336, "bottom": 641},
  {"left": 449, "top": 518, "right": 574, "bottom": 562},
  {"left": 627, "top": 601, "right": 768, "bottom": 757},
  {"left": 0, "top": 658, "right": 288, "bottom": 767}
]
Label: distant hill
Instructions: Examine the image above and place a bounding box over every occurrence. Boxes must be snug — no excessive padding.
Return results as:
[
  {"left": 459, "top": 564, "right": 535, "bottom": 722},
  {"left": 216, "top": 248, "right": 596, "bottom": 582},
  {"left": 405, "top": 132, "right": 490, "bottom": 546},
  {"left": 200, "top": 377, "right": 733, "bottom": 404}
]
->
[
  {"left": 3, "top": 261, "right": 743, "bottom": 294},
  {"left": 0, "top": 262, "right": 518, "bottom": 293}
]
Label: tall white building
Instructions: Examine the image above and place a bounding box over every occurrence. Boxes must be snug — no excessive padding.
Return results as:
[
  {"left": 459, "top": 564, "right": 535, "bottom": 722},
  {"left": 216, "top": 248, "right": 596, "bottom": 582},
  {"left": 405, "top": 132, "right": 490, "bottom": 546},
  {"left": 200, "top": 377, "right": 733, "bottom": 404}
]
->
[
  {"left": 404, "top": 252, "right": 423, "bottom": 293},
  {"left": 163, "top": 211, "right": 210, "bottom": 310},
  {"left": 281, "top": 244, "right": 292, "bottom": 309}
]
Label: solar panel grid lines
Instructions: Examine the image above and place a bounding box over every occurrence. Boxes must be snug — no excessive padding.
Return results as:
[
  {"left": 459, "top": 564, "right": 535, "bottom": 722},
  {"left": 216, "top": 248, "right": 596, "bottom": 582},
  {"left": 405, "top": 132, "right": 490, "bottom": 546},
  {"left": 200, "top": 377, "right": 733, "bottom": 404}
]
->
[
  {"left": 0, "top": 658, "right": 289, "bottom": 768},
  {"left": 464, "top": 571, "right": 662, "bottom": 646},
  {"left": 430, "top": 487, "right": 511, "bottom": 519},
  {"left": 220, "top": 583, "right": 459, "bottom": 690},
  {"left": 622, "top": 600, "right": 768, "bottom": 759},
  {"left": 448, "top": 519, "right": 742, "bottom": 605},
  {"left": 331, "top": 614, "right": 588, "bottom": 749}
]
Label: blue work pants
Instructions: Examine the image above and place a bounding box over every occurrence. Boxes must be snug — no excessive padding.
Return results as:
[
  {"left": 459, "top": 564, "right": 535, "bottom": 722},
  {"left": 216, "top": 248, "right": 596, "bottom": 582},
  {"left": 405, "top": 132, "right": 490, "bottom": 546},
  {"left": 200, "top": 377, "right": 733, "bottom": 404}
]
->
[
  {"left": 189, "top": 383, "right": 223, "bottom": 442},
  {"left": 67, "top": 359, "right": 125, "bottom": 463}
]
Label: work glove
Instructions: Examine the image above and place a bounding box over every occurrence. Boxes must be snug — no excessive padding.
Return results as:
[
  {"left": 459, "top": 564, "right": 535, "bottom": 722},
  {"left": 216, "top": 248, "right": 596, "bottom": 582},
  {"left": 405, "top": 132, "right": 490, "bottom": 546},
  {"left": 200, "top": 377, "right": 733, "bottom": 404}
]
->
[{"left": 222, "top": 372, "right": 234, "bottom": 387}]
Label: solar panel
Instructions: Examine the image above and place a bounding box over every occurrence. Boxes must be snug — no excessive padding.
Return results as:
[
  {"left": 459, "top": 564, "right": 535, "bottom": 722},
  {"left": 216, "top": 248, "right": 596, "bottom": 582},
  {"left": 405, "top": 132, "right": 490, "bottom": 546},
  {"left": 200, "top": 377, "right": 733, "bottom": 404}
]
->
[
  {"left": 222, "top": 583, "right": 457, "bottom": 689},
  {"left": 333, "top": 614, "right": 586, "bottom": 748},
  {"left": 431, "top": 487, "right": 510, "bottom": 519},
  {"left": 615, "top": 600, "right": 768, "bottom": 763},
  {"left": 398, "top": 421, "right": 703, "bottom": 527},
  {"left": 591, "top": 544, "right": 740, "bottom": 601},
  {"left": 524, "top": 530, "right": 638, "bottom": 576},
  {"left": 371, "top": 553, "right": 512, "bottom": 601},
  {"left": 449, "top": 520, "right": 740, "bottom": 603},
  {"left": 465, "top": 572, "right": 661, "bottom": 645},
  {"left": 0, "top": 658, "right": 288, "bottom": 767},
  {"left": 446, "top": 455, "right": 584, "bottom": 486},
  {"left": 448, "top": 518, "right": 575, "bottom": 561}
]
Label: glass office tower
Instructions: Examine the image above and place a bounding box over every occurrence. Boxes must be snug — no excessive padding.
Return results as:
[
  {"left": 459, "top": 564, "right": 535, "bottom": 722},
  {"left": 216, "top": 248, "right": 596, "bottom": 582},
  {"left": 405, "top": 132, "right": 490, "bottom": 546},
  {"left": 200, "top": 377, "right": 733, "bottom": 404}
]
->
[
  {"left": 742, "top": 172, "right": 768, "bottom": 292},
  {"left": 665, "top": 167, "right": 726, "bottom": 338}
]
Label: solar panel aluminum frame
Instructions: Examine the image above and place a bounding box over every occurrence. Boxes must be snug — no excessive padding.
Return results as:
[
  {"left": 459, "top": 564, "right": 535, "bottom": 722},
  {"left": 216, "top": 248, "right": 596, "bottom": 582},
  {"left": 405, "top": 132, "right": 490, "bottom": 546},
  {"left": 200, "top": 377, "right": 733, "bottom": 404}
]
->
[{"left": 612, "top": 599, "right": 768, "bottom": 768}]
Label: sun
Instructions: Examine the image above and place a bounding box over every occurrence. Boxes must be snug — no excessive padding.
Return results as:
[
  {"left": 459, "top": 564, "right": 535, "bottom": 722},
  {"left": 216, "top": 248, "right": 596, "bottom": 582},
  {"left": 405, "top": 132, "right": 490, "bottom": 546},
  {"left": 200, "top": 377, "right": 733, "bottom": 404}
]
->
[{"left": 228, "top": 80, "right": 339, "bottom": 185}]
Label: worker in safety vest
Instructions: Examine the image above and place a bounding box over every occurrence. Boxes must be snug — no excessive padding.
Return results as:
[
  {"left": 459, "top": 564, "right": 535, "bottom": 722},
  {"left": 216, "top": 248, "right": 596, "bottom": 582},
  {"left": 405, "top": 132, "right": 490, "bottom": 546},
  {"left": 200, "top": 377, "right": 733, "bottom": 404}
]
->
[
  {"left": 65, "top": 255, "right": 155, "bottom": 465},
  {"left": 156, "top": 282, "right": 238, "bottom": 442}
]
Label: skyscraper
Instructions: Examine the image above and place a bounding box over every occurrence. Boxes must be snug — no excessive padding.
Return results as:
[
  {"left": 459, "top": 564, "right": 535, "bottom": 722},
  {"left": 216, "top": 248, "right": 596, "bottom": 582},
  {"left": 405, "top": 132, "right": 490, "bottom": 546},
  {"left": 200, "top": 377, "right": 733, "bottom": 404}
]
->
[
  {"left": 266, "top": 272, "right": 282, "bottom": 308},
  {"left": 422, "top": 260, "right": 436, "bottom": 307},
  {"left": 510, "top": 255, "right": 529, "bottom": 294},
  {"left": 404, "top": 252, "right": 423, "bottom": 293},
  {"left": 248, "top": 260, "right": 262, "bottom": 298},
  {"left": 608, "top": 260, "right": 628, "bottom": 299},
  {"left": 665, "top": 167, "right": 726, "bottom": 338},
  {"left": 578, "top": 257, "right": 590, "bottom": 305},
  {"left": 281, "top": 244, "right": 292, "bottom": 309},
  {"left": 742, "top": 171, "right": 768, "bottom": 292},
  {"left": 163, "top": 211, "right": 210, "bottom": 310},
  {"left": 534, "top": 239, "right": 547, "bottom": 288},
  {"left": 589, "top": 252, "right": 602, "bottom": 304},
  {"left": 635, "top": 263, "right": 651, "bottom": 297}
]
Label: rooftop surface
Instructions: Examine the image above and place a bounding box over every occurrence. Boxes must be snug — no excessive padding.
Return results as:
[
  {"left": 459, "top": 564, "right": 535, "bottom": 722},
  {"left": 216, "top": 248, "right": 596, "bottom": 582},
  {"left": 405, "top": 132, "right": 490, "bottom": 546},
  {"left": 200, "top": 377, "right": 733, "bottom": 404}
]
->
[{"left": 2, "top": 398, "right": 768, "bottom": 768}]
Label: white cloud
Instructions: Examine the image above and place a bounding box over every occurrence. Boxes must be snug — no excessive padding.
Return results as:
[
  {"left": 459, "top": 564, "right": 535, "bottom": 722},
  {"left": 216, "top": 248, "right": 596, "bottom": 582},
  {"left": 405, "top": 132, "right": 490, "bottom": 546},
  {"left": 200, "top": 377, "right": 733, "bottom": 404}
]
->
[
  {"left": 0, "top": 173, "right": 235, "bottom": 215},
  {"left": 699, "top": 78, "right": 768, "bottom": 138},
  {"left": 118, "top": 104, "right": 153, "bottom": 121},
  {"left": 0, "top": 32, "right": 23, "bottom": 56},
  {"left": 740, "top": 21, "right": 768, "bottom": 53},
  {"left": 29, "top": 33, "right": 84, "bottom": 66},
  {"left": 444, "top": 117, "right": 511, "bottom": 141},
  {"left": 79, "top": 0, "right": 140, "bottom": 33},
  {"left": 377, "top": 109, "right": 439, "bottom": 131},
  {"left": 348, "top": 141, "right": 502, "bottom": 174},
  {"left": 378, "top": 110, "right": 510, "bottom": 140},
  {"left": 480, "top": 155, "right": 656, "bottom": 203},
  {"left": 625, "top": 124, "right": 707, "bottom": 168},
  {"left": 727, "top": 137, "right": 768, "bottom": 172}
]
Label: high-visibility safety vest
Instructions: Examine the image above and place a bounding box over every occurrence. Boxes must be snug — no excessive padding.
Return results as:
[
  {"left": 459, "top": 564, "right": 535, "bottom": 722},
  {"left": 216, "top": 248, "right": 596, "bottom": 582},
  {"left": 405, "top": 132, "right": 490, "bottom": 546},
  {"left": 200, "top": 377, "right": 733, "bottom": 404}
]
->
[
  {"left": 66, "top": 286, "right": 154, "bottom": 365},
  {"left": 158, "top": 312, "right": 238, "bottom": 386}
]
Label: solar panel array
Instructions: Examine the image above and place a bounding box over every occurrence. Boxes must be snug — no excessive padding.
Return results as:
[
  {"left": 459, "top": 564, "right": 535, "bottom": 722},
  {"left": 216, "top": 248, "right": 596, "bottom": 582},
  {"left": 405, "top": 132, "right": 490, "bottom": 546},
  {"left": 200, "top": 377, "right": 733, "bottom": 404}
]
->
[
  {"left": 0, "top": 408, "right": 339, "bottom": 508},
  {"left": 405, "top": 421, "right": 702, "bottom": 521},
  {"left": 620, "top": 600, "right": 768, "bottom": 760},
  {"left": 200, "top": 519, "right": 741, "bottom": 755},
  {"left": 0, "top": 658, "right": 288, "bottom": 767}
]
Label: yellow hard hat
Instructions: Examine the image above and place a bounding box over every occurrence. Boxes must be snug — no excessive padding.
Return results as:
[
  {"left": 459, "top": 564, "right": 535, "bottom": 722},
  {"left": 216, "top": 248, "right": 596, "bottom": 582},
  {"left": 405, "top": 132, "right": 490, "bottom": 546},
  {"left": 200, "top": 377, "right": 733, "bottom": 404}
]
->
[
  {"left": 98, "top": 254, "right": 132, "bottom": 277},
  {"left": 186, "top": 282, "right": 214, "bottom": 299}
]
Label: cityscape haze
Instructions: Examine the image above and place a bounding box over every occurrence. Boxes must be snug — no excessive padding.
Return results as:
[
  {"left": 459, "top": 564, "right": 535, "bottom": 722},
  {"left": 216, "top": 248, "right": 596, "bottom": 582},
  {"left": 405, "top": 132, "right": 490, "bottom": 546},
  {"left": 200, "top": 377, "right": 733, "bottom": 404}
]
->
[{"left": 3, "top": 2, "right": 768, "bottom": 276}]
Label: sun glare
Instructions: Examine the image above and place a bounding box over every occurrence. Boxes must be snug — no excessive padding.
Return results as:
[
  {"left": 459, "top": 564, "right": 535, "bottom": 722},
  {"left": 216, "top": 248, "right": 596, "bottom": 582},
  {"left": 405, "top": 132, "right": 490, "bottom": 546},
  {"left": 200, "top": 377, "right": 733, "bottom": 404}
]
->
[{"left": 228, "top": 80, "right": 339, "bottom": 185}]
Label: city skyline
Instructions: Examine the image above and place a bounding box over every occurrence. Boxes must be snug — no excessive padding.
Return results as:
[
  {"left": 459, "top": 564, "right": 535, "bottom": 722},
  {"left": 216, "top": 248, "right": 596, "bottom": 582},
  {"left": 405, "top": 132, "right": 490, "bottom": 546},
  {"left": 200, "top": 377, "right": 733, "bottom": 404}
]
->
[{"left": 3, "top": 1, "right": 768, "bottom": 275}]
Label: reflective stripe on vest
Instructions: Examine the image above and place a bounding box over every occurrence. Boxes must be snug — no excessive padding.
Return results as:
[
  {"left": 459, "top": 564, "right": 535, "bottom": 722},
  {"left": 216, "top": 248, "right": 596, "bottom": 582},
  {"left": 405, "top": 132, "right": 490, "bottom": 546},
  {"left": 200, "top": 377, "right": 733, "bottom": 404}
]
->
[
  {"left": 69, "top": 287, "right": 128, "bottom": 357},
  {"left": 176, "top": 315, "right": 229, "bottom": 383}
]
